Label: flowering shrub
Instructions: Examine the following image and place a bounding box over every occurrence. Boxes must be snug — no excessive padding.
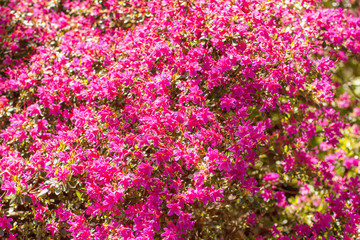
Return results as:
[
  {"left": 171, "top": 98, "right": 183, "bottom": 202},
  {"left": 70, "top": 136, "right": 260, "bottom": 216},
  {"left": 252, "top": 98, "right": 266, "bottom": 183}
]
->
[{"left": 2, "top": 0, "right": 360, "bottom": 239}]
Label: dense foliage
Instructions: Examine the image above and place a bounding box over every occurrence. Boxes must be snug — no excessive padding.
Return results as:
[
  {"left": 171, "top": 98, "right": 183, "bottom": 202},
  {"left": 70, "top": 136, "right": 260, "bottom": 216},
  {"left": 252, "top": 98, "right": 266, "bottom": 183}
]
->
[{"left": 2, "top": 0, "right": 360, "bottom": 239}]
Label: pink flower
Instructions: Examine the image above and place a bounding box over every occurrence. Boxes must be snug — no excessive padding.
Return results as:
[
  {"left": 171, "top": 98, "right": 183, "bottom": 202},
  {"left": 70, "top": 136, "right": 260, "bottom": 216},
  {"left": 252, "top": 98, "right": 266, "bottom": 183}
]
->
[
  {"left": 274, "top": 192, "right": 287, "bottom": 207},
  {"left": 137, "top": 163, "right": 153, "bottom": 178},
  {"left": 27, "top": 103, "right": 41, "bottom": 116},
  {"left": 0, "top": 96, "right": 9, "bottom": 109},
  {"left": 1, "top": 180, "right": 16, "bottom": 195},
  {"left": 246, "top": 213, "right": 257, "bottom": 226},
  {"left": 7, "top": 233, "right": 17, "bottom": 240},
  {"left": 337, "top": 93, "right": 351, "bottom": 108},
  {"left": 45, "top": 222, "right": 59, "bottom": 236},
  {"left": 263, "top": 173, "right": 279, "bottom": 183},
  {"left": 220, "top": 96, "right": 237, "bottom": 111},
  {"left": 167, "top": 203, "right": 181, "bottom": 216},
  {"left": 353, "top": 107, "right": 360, "bottom": 117},
  {"left": 316, "top": 57, "right": 335, "bottom": 73},
  {"left": 300, "top": 185, "right": 310, "bottom": 195},
  {"left": 344, "top": 157, "right": 359, "bottom": 169},
  {"left": 352, "top": 124, "right": 359, "bottom": 135},
  {"left": 260, "top": 189, "right": 273, "bottom": 201},
  {"left": 177, "top": 211, "right": 194, "bottom": 232},
  {"left": 0, "top": 215, "right": 12, "bottom": 229},
  {"left": 161, "top": 225, "right": 177, "bottom": 240}
]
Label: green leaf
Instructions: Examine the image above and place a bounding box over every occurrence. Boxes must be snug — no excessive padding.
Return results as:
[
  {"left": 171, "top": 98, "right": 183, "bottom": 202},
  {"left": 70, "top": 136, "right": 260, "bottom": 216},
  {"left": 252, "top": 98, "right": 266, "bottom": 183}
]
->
[{"left": 76, "top": 190, "right": 83, "bottom": 200}]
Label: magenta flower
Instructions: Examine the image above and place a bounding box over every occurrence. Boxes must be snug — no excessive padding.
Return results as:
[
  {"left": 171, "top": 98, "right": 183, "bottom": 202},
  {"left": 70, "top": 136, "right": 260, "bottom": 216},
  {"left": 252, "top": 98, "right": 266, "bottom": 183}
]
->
[
  {"left": 0, "top": 215, "right": 12, "bottom": 229},
  {"left": 0, "top": 96, "right": 9, "bottom": 109},
  {"left": 1, "top": 180, "right": 16, "bottom": 196},
  {"left": 220, "top": 96, "right": 237, "bottom": 111},
  {"left": 246, "top": 213, "right": 257, "bottom": 226},
  {"left": 263, "top": 173, "right": 279, "bottom": 183},
  {"left": 260, "top": 189, "right": 273, "bottom": 202},
  {"left": 337, "top": 93, "right": 352, "bottom": 108},
  {"left": 167, "top": 203, "right": 181, "bottom": 216},
  {"left": 27, "top": 103, "right": 41, "bottom": 116},
  {"left": 137, "top": 163, "right": 153, "bottom": 178},
  {"left": 161, "top": 226, "right": 177, "bottom": 240},
  {"left": 344, "top": 158, "right": 359, "bottom": 169},
  {"left": 44, "top": 223, "right": 59, "bottom": 237}
]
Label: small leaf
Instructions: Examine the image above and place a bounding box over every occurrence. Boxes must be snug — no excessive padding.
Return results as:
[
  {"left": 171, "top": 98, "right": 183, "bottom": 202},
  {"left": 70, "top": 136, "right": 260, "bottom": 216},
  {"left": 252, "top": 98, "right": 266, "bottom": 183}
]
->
[
  {"left": 38, "top": 188, "right": 48, "bottom": 197},
  {"left": 76, "top": 190, "right": 83, "bottom": 200},
  {"left": 20, "top": 195, "right": 25, "bottom": 205}
]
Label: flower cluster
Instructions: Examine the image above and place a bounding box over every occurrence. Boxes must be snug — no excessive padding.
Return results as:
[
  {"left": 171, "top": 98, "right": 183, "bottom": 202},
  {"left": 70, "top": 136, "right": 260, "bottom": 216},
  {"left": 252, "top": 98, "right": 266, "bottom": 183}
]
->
[{"left": 1, "top": 0, "right": 360, "bottom": 239}]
